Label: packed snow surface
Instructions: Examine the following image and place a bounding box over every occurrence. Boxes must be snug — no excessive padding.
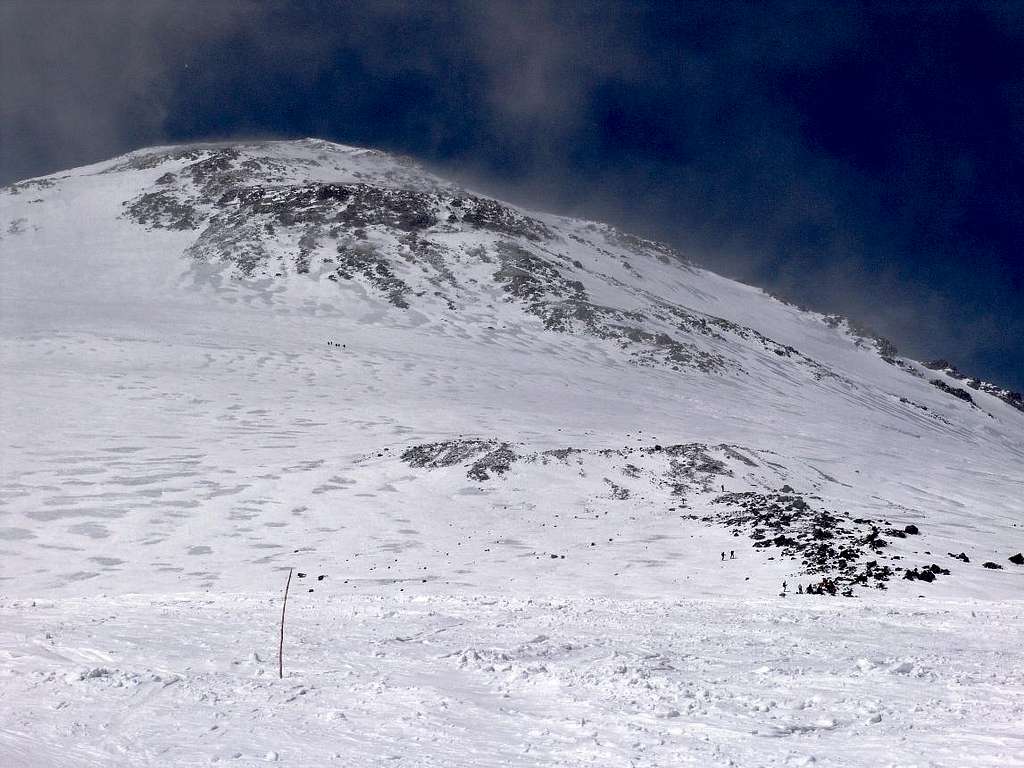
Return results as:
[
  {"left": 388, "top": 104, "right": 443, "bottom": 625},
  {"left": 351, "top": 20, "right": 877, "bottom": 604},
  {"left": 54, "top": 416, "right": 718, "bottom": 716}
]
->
[
  {"left": 1, "top": 140, "right": 1022, "bottom": 766},
  {"left": 3, "top": 594, "right": 1022, "bottom": 767}
]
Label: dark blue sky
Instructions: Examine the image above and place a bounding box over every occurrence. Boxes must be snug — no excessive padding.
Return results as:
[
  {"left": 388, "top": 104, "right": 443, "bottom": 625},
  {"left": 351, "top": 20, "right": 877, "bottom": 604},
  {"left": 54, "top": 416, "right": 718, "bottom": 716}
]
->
[{"left": 2, "top": 1, "right": 1022, "bottom": 390}]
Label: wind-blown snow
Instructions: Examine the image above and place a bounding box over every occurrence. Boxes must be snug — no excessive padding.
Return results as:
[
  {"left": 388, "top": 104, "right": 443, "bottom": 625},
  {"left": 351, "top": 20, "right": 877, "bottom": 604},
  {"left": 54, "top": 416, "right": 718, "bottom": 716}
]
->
[
  {"left": 1, "top": 140, "right": 1021, "bottom": 766},
  {"left": 3, "top": 594, "right": 1021, "bottom": 767}
]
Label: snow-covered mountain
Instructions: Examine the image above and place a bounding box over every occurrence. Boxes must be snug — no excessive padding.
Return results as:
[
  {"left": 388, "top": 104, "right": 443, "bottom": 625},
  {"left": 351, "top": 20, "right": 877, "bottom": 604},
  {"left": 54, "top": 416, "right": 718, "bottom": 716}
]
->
[{"left": 1, "top": 140, "right": 1022, "bottom": 766}]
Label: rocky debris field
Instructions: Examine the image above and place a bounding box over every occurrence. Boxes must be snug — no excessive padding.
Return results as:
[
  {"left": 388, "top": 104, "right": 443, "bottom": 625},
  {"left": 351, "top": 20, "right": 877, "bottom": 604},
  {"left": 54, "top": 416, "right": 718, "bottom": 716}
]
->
[
  {"left": 703, "top": 491, "right": 903, "bottom": 594},
  {"left": 399, "top": 438, "right": 1023, "bottom": 597}
]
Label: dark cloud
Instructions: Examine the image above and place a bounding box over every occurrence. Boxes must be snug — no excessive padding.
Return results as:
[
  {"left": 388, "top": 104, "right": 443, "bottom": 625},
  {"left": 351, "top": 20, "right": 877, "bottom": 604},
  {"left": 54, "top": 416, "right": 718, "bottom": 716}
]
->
[
  {"left": 2, "top": 0, "right": 1022, "bottom": 389},
  {"left": 0, "top": 1, "right": 249, "bottom": 182}
]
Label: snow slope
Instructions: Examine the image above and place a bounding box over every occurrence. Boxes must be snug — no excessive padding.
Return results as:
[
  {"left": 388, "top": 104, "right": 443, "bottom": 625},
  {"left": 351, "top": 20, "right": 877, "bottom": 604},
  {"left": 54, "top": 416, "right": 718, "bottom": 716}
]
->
[{"left": 1, "top": 140, "right": 1022, "bottom": 766}]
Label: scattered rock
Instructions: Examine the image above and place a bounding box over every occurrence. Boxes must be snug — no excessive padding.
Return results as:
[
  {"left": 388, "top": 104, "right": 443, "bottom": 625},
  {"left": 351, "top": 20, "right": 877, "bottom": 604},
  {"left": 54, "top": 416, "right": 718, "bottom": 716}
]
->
[
  {"left": 924, "top": 360, "right": 1024, "bottom": 413},
  {"left": 929, "top": 379, "right": 975, "bottom": 405},
  {"left": 710, "top": 491, "right": 897, "bottom": 593},
  {"left": 904, "top": 568, "right": 935, "bottom": 583},
  {"left": 902, "top": 563, "right": 948, "bottom": 583},
  {"left": 401, "top": 439, "right": 518, "bottom": 481},
  {"left": 1009, "top": 553, "right": 1024, "bottom": 566},
  {"left": 78, "top": 667, "right": 113, "bottom": 680},
  {"left": 403, "top": 438, "right": 731, "bottom": 495}
]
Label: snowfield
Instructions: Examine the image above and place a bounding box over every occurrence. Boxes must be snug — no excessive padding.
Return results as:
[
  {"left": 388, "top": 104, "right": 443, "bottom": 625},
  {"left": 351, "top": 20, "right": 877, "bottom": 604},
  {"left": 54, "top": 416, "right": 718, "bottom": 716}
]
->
[
  {"left": 1, "top": 140, "right": 1022, "bottom": 766},
  {"left": 2, "top": 594, "right": 1022, "bottom": 767}
]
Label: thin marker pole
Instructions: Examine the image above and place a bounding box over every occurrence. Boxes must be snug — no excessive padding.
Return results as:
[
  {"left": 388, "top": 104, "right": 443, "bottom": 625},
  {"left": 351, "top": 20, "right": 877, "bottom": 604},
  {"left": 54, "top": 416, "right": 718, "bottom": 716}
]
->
[{"left": 279, "top": 567, "right": 293, "bottom": 679}]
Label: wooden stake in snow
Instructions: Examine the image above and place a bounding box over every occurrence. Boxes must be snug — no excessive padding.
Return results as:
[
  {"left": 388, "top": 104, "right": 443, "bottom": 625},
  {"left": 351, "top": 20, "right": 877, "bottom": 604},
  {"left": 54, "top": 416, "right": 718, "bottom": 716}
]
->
[{"left": 279, "top": 567, "right": 293, "bottom": 679}]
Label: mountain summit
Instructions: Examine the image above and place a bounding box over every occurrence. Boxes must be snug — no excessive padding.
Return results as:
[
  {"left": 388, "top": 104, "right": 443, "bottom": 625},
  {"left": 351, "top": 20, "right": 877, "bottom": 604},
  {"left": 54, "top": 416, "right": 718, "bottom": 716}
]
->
[
  {"left": 2, "top": 139, "right": 1022, "bottom": 766},
  {"left": 2, "top": 138, "right": 1021, "bottom": 599}
]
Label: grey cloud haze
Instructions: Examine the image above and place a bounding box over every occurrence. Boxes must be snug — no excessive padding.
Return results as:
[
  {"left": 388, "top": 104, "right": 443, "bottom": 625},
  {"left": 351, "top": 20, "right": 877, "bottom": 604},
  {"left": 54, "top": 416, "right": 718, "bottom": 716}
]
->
[{"left": 2, "top": 0, "right": 1022, "bottom": 389}]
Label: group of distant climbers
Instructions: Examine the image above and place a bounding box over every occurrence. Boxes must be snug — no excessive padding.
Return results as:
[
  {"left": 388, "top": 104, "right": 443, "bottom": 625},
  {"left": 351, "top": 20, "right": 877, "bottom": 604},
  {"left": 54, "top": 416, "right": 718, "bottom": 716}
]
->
[
  {"left": 793, "top": 578, "right": 838, "bottom": 596},
  {"left": 721, "top": 550, "right": 848, "bottom": 597},
  {"left": 794, "top": 578, "right": 853, "bottom": 597}
]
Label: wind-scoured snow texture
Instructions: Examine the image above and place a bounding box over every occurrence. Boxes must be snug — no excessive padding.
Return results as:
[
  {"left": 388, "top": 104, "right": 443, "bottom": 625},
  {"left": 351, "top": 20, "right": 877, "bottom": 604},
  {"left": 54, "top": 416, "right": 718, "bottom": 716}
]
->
[
  {"left": 1, "top": 594, "right": 1022, "bottom": 768},
  {"left": 2, "top": 140, "right": 1023, "bottom": 766}
]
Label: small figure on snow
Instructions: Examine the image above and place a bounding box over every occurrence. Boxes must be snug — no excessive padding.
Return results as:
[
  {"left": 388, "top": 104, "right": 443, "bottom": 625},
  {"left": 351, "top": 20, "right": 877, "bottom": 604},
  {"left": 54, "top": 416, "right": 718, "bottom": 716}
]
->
[
  {"left": 721, "top": 551, "right": 726, "bottom": 561},
  {"left": 730, "top": 550, "right": 735, "bottom": 560}
]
